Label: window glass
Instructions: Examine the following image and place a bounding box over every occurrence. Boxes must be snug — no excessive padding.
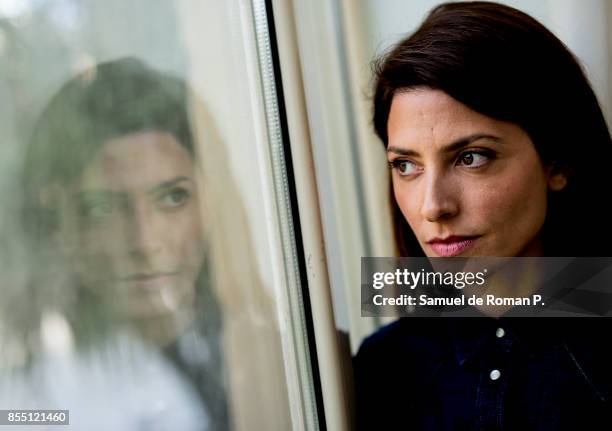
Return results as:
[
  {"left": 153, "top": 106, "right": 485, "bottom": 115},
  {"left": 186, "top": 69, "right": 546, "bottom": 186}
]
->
[{"left": 0, "top": 1, "right": 316, "bottom": 429}]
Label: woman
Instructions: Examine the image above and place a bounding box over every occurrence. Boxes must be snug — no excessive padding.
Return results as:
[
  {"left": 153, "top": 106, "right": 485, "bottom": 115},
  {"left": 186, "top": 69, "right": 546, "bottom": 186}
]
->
[
  {"left": 355, "top": 2, "right": 612, "bottom": 429},
  {"left": 12, "top": 58, "right": 291, "bottom": 431},
  {"left": 15, "top": 57, "right": 228, "bottom": 430}
]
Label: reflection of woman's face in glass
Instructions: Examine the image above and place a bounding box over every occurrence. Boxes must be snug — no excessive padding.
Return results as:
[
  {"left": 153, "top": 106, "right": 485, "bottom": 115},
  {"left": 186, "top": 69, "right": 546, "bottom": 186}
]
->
[
  {"left": 387, "top": 89, "right": 567, "bottom": 258},
  {"left": 64, "top": 130, "right": 204, "bottom": 320}
]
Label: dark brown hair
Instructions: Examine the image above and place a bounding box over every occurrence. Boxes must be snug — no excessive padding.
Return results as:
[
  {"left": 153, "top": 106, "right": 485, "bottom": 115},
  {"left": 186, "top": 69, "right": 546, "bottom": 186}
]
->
[
  {"left": 23, "top": 58, "right": 194, "bottom": 199},
  {"left": 373, "top": 1, "right": 612, "bottom": 256}
]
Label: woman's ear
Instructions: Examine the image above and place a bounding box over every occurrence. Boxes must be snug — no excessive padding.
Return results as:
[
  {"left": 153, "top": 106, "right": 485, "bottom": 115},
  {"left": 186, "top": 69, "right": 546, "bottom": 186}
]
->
[{"left": 546, "top": 162, "right": 569, "bottom": 192}]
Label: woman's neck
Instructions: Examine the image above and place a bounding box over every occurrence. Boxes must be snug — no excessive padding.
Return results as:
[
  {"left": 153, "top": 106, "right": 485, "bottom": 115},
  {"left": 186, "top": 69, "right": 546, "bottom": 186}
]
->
[{"left": 471, "top": 234, "right": 545, "bottom": 317}]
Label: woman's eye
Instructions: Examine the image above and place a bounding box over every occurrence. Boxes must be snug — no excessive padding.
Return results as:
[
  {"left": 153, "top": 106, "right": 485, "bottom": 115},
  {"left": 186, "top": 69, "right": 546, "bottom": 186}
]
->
[
  {"left": 80, "top": 200, "right": 114, "bottom": 220},
  {"left": 389, "top": 160, "right": 421, "bottom": 176},
  {"left": 158, "top": 188, "right": 191, "bottom": 209},
  {"left": 457, "top": 151, "right": 490, "bottom": 168}
]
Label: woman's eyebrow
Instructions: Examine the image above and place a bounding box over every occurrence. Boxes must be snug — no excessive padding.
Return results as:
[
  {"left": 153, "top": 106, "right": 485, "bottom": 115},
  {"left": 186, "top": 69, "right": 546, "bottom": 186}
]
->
[
  {"left": 387, "top": 133, "right": 502, "bottom": 157},
  {"left": 148, "top": 176, "right": 193, "bottom": 194},
  {"left": 75, "top": 190, "right": 114, "bottom": 200}
]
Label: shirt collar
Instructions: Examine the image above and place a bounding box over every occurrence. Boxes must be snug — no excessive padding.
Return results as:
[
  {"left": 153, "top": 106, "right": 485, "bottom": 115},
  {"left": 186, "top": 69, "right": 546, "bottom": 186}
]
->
[
  {"left": 448, "top": 309, "right": 576, "bottom": 366},
  {"left": 447, "top": 306, "right": 522, "bottom": 366},
  {"left": 449, "top": 316, "right": 499, "bottom": 366}
]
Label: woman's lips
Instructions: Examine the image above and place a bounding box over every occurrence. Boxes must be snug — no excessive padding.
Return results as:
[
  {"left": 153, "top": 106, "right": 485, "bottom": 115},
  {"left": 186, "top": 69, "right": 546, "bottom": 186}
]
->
[{"left": 427, "top": 236, "right": 480, "bottom": 257}]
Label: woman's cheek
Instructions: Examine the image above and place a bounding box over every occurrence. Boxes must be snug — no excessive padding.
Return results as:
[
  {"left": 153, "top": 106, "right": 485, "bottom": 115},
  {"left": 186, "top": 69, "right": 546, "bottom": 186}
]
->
[
  {"left": 470, "top": 184, "right": 511, "bottom": 223},
  {"left": 393, "top": 181, "right": 419, "bottom": 223},
  {"left": 173, "top": 210, "right": 205, "bottom": 271},
  {"left": 479, "top": 178, "right": 547, "bottom": 255}
]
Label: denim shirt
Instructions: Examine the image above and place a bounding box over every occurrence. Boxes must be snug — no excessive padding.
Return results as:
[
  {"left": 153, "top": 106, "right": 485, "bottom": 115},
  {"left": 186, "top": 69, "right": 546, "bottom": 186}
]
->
[{"left": 354, "top": 315, "right": 612, "bottom": 430}]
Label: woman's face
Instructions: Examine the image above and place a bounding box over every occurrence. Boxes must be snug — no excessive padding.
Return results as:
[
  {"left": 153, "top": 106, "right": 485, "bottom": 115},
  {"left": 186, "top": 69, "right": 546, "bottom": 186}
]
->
[
  {"left": 63, "top": 130, "right": 204, "bottom": 320},
  {"left": 387, "top": 89, "right": 566, "bottom": 257}
]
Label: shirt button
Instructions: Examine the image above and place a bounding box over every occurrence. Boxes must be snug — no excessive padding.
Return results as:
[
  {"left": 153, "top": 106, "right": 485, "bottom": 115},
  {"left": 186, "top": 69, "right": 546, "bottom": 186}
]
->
[
  {"left": 496, "top": 327, "right": 505, "bottom": 338},
  {"left": 490, "top": 369, "right": 501, "bottom": 380}
]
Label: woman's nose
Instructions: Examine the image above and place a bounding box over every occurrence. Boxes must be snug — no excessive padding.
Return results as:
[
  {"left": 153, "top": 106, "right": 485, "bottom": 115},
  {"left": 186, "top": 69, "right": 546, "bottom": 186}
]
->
[
  {"left": 420, "top": 172, "right": 459, "bottom": 222},
  {"left": 126, "top": 205, "right": 163, "bottom": 258}
]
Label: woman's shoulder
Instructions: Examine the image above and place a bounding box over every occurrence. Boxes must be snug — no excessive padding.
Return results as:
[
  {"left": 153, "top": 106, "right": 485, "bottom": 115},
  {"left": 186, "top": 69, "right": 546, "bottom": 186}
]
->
[
  {"left": 354, "top": 318, "right": 452, "bottom": 364},
  {"left": 352, "top": 318, "right": 455, "bottom": 430}
]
